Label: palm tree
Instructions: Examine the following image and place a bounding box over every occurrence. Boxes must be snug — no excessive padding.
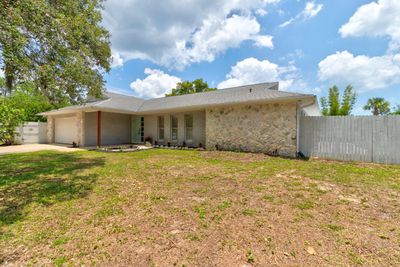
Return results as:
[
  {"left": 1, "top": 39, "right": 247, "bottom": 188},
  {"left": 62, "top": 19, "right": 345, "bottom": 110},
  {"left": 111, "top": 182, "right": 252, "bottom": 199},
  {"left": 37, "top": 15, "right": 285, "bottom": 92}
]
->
[{"left": 363, "top": 98, "right": 391, "bottom": 116}]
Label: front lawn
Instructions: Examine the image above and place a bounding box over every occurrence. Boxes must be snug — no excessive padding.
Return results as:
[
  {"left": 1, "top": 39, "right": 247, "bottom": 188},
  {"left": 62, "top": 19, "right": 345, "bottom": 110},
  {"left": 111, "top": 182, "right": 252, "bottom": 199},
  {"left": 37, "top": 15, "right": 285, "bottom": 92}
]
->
[{"left": 1, "top": 149, "right": 399, "bottom": 266}]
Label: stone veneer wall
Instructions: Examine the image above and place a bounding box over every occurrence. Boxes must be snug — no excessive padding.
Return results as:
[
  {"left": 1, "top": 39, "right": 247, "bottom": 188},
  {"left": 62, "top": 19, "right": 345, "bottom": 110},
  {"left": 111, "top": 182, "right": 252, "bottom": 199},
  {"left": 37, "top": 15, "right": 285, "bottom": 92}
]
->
[
  {"left": 205, "top": 102, "right": 298, "bottom": 157},
  {"left": 47, "top": 116, "right": 55, "bottom": 143}
]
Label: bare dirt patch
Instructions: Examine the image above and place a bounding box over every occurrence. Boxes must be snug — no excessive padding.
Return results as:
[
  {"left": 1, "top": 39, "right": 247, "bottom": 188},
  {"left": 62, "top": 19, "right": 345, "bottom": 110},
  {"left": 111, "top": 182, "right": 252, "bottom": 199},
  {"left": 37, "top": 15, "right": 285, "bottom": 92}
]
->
[{"left": 1, "top": 150, "right": 399, "bottom": 266}]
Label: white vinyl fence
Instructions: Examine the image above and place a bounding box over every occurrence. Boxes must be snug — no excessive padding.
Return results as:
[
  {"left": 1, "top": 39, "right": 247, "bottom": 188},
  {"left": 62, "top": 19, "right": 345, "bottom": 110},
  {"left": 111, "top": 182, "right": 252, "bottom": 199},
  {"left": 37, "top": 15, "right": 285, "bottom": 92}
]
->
[
  {"left": 0, "top": 122, "right": 48, "bottom": 144},
  {"left": 299, "top": 116, "right": 400, "bottom": 164}
]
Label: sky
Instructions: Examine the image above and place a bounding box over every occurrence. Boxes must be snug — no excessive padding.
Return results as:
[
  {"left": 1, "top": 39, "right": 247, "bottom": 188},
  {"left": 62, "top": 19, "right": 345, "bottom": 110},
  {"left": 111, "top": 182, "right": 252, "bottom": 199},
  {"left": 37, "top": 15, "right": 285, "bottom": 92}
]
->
[{"left": 102, "top": 0, "right": 400, "bottom": 115}]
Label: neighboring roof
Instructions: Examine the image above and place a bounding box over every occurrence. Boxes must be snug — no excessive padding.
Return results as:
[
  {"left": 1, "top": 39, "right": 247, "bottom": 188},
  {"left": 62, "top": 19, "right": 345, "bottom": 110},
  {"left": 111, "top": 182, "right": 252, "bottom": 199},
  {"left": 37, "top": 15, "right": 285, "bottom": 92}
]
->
[{"left": 39, "top": 82, "right": 316, "bottom": 116}]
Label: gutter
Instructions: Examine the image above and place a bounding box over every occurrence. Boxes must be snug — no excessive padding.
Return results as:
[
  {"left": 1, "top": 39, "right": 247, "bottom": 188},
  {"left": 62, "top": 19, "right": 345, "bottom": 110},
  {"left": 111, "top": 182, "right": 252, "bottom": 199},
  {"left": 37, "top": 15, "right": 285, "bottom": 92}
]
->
[
  {"left": 38, "top": 106, "right": 139, "bottom": 116},
  {"left": 135, "top": 95, "right": 315, "bottom": 115},
  {"left": 39, "top": 92, "right": 315, "bottom": 116}
]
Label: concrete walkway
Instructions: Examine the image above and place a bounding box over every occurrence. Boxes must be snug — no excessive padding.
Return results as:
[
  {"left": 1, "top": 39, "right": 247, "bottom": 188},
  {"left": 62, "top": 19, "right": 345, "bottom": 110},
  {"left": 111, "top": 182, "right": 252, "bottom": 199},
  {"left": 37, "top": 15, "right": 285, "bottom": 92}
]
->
[{"left": 0, "top": 144, "right": 82, "bottom": 155}]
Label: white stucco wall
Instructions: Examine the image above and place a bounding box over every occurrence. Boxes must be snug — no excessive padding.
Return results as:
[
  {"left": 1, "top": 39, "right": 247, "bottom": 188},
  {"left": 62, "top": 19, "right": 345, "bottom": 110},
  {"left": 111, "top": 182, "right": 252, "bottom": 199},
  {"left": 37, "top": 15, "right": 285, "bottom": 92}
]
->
[
  {"left": 84, "top": 112, "right": 96, "bottom": 146},
  {"left": 84, "top": 111, "right": 132, "bottom": 146}
]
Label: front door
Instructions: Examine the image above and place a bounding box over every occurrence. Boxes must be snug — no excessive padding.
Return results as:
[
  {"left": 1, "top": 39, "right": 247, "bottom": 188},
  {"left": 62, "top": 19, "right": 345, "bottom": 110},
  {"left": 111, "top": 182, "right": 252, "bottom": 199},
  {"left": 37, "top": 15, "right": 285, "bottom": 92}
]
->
[{"left": 132, "top": 116, "right": 144, "bottom": 143}]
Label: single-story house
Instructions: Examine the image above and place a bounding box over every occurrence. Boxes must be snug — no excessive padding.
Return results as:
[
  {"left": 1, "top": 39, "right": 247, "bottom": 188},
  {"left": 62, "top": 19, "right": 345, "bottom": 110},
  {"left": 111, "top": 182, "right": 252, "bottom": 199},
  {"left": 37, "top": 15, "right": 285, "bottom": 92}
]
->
[{"left": 39, "top": 82, "right": 320, "bottom": 157}]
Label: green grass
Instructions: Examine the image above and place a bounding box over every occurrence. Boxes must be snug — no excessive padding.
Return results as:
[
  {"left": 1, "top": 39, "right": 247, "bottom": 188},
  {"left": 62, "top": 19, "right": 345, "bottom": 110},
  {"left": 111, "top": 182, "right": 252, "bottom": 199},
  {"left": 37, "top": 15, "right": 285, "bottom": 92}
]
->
[
  {"left": 0, "top": 149, "right": 399, "bottom": 266},
  {"left": 327, "top": 223, "right": 345, "bottom": 232},
  {"left": 242, "top": 208, "right": 257, "bottom": 216},
  {"left": 246, "top": 250, "right": 255, "bottom": 263},
  {"left": 295, "top": 200, "right": 315, "bottom": 210},
  {"left": 0, "top": 151, "right": 104, "bottom": 226}
]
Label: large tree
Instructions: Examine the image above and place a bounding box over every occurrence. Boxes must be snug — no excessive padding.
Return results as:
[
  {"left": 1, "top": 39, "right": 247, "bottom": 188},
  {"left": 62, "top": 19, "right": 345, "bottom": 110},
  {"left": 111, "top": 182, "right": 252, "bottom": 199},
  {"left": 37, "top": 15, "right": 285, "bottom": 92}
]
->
[
  {"left": 320, "top": 85, "right": 357, "bottom": 116},
  {"left": 0, "top": 77, "right": 68, "bottom": 122},
  {"left": 0, "top": 0, "right": 111, "bottom": 103},
  {"left": 166, "top": 79, "right": 216, "bottom": 97},
  {"left": 363, "top": 98, "right": 391, "bottom": 116}
]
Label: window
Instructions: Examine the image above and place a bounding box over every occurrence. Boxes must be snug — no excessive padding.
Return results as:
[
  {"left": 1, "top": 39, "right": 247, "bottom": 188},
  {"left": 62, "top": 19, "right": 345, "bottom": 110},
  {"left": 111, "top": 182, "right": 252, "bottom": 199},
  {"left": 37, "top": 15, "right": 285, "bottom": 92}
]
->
[
  {"left": 140, "top": 117, "right": 144, "bottom": 142},
  {"left": 171, "top": 115, "right": 178, "bottom": 142},
  {"left": 185, "top": 114, "right": 193, "bottom": 142},
  {"left": 158, "top": 116, "right": 164, "bottom": 141}
]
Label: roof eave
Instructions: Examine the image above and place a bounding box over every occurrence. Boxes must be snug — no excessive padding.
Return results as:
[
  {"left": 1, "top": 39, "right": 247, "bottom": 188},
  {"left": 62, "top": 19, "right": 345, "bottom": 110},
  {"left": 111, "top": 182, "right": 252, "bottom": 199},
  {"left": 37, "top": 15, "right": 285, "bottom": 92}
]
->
[
  {"left": 136, "top": 95, "right": 315, "bottom": 114},
  {"left": 38, "top": 92, "right": 316, "bottom": 116},
  {"left": 38, "top": 106, "right": 139, "bottom": 116}
]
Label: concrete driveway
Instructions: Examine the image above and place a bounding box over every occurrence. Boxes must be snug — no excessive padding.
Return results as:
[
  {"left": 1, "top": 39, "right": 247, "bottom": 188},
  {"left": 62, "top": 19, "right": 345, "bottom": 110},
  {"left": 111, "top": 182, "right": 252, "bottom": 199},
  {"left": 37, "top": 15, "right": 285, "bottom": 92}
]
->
[{"left": 0, "top": 144, "right": 82, "bottom": 155}]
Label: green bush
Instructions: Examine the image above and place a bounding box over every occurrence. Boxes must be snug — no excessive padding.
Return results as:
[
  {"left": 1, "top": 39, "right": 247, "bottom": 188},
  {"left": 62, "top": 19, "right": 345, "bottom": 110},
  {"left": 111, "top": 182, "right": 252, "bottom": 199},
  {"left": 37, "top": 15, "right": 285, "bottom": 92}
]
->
[{"left": 0, "top": 99, "right": 24, "bottom": 145}]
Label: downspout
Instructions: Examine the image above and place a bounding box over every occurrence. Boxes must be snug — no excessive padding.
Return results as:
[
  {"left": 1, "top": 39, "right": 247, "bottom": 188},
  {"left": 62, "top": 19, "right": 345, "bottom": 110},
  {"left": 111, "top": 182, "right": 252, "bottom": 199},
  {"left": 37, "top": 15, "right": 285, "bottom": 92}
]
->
[
  {"left": 296, "top": 97, "right": 317, "bottom": 156},
  {"left": 296, "top": 103, "right": 301, "bottom": 156}
]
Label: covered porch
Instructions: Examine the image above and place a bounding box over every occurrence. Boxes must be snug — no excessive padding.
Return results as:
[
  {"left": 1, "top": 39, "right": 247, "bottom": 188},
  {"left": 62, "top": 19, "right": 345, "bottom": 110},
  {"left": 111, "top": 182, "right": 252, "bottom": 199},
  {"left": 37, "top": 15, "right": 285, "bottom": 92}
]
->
[
  {"left": 46, "top": 109, "right": 206, "bottom": 148},
  {"left": 143, "top": 110, "right": 206, "bottom": 148}
]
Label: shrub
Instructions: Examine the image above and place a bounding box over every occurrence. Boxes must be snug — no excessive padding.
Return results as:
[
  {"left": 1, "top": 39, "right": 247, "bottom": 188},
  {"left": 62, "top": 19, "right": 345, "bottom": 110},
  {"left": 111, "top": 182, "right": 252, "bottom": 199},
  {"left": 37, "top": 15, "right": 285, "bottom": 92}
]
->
[{"left": 0, "top": 99, "right": 24, "bottom": 145}]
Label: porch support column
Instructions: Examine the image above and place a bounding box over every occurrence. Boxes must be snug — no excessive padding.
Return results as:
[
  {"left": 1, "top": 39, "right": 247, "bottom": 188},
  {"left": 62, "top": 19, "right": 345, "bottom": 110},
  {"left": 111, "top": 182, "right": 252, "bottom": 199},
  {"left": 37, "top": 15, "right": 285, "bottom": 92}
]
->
[
  {"left": 96, "top": 111, "right": 102, "bottom": 147},
  {"left": 47, "top": 116, "right": 55, "bottom": 144},
  {"left": 76, "top": 111, "right": 85, "bottom": 147}
]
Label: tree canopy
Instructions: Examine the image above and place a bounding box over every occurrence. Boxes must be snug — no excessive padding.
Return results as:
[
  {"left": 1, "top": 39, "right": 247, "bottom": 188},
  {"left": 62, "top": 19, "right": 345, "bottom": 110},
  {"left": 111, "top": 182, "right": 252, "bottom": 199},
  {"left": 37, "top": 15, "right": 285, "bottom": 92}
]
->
[
  {"left": 0, "top": 0, "right": 111, "bottom": 103},
  {"left": 363, "top": 98, "right": 391, "bottom": 116},
  {"left": 0, "top": 77, "right": 69, "bottom": 122},
  {"left": 320, "top": 85, "right": 357, "bottom": 116},
  {"left": 392, "top": 105, "right": 400, "bottom": 115},
  {"left": 166, "top": 79, "right": 216, "bottom": 97}
]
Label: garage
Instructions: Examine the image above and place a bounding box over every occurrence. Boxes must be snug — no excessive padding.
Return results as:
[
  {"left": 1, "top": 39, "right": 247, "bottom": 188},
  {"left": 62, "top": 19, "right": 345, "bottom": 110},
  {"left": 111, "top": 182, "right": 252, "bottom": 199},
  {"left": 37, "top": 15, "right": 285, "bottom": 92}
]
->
[{"left": 55, "top": 116, "right": 77, "bottom": 144}]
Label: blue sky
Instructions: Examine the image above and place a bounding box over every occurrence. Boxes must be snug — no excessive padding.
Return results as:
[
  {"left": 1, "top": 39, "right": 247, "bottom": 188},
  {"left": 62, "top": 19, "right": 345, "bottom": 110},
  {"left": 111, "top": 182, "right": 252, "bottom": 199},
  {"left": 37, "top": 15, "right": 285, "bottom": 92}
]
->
[{"left": 103, "top": 0, "right": 400, "bottom": 115}]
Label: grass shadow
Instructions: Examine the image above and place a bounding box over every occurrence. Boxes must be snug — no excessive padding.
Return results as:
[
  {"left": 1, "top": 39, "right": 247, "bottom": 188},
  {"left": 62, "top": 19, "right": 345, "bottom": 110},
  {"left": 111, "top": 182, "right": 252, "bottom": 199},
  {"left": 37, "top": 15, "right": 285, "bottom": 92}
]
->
[{"left": 0, "top": 151, "right": 105, "bottom": 226}]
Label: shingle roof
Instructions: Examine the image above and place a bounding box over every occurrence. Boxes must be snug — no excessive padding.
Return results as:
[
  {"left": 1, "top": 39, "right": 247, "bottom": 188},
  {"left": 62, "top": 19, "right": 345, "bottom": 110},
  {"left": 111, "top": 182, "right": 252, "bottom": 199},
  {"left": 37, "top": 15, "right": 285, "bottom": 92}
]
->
[
  {"left": 39, "top": 92, "right": 145, "bottom": 115},
  {"left": 138, "top": 82, "right": 313, "bottom": 113},
  {"left": 92, "top": 92, "right": 145, "bottom": 112},
  {"left": 40, "top": 82, "right": 315, "bottom": 115}
]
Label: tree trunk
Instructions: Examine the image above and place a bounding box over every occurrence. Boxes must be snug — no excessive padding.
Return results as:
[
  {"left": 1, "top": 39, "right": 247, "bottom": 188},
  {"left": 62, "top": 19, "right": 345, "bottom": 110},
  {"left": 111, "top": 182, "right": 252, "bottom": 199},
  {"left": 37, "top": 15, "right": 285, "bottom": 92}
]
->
[{"left": 4, "top": 63, "right": 15, "bottom": 96}]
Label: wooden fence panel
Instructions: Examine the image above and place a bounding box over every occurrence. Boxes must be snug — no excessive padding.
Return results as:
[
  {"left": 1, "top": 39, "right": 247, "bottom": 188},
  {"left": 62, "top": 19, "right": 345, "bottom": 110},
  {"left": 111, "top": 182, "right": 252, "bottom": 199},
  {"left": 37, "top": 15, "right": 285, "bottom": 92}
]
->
[{"left": 299, "top": 116, "right": 400, "bottom": 164}]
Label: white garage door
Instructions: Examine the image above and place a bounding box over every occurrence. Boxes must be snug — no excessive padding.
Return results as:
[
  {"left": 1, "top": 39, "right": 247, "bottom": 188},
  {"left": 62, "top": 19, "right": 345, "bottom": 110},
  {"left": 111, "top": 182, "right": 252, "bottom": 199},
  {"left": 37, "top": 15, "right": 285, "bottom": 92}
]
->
[{"left": 55, "top": 117, "right": 77, "bottom": 144}]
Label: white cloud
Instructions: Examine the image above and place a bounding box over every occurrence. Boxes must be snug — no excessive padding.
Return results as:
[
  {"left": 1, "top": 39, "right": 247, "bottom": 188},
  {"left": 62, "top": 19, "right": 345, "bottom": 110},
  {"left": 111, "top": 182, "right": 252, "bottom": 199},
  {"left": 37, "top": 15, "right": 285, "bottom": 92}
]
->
[
  {"left": 255, "top": 8, "right": 267, "bottom": 17},
  {"left": 324, "top": 0, "right": 400, "bottom": 92},
  {"left": 279, "top": 49, "right": 304, "bottom": 61},
  {"left": 217, "top": 57, "right": 300, "bottom": 91},
  {"left": 0, "top": 68, "right": 3, "bottom": 78},
  {"left": 339, "top": 0, "right": 400, "bottom": 52},
  {"left": 280, "top": 1, "right": 323, "bottom": 28},
  {"left": 277, "top": 9, "right": 285, "bottom": 16},
  {"left": 103, "top": 0, "right": 278, "bottom": 69},
  {"left": 279, "top": 18, "right": 295, "bottom": 28},
  {"left": 318, "top": 51, "right": 400, "bottom": 92},
  {"left": 171, "top": 15, "right": 274, "bottom": 68},
  {"left": 252, "top": 35, "right": 274, "bottom": 48},
  {"left": 130, "top": 68, "right": 181, "bottom": 98},
  {"left": 111, "top": 52, "right": 124, "bottom": 68},
  {"left": 303, "top": 1, "right": 323, "bottom": 19}
]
